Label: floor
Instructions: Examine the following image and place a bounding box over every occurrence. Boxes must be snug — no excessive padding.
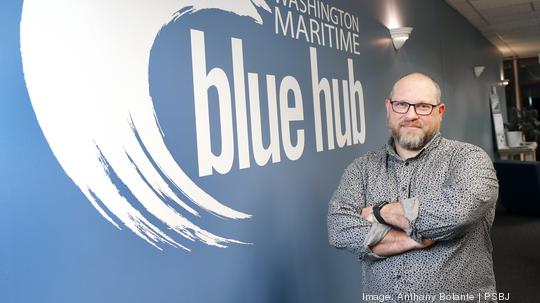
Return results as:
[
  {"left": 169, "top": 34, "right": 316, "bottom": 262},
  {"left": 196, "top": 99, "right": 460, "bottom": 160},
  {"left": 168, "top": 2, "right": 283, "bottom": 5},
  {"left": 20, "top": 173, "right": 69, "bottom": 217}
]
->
[{"left": 492, "top": 208, "right": 540, "bottom": 302}]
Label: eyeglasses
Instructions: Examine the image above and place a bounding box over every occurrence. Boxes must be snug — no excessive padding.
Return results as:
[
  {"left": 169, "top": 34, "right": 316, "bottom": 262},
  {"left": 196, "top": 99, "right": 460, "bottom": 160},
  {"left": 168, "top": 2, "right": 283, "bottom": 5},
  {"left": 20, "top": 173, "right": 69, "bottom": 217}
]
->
[{"left": 389, "top": 100, "right": 440, "bottom": 116}]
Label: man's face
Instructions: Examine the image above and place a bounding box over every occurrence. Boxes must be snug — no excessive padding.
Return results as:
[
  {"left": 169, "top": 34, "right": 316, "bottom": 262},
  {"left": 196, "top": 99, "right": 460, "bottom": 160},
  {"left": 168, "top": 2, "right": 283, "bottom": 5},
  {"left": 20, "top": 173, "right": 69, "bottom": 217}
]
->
[{"left": 385, "top": 75, "right": 446, "bottom": 151}]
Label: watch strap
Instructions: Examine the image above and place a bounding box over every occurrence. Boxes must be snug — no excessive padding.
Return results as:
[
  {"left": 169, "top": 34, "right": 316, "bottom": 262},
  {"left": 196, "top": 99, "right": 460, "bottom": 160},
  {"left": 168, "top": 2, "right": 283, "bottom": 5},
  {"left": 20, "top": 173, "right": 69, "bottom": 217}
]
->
[{"left": 373, "top": 201, "right": 389, "bottom": 225}]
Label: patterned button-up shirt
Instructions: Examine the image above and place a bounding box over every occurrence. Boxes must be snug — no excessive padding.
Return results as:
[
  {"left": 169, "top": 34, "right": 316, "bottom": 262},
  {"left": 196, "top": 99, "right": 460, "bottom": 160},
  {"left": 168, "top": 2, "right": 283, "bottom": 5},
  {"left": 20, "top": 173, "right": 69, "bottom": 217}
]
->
[{"left": 327, "top": 133, "right": 499, "bottom": 302}]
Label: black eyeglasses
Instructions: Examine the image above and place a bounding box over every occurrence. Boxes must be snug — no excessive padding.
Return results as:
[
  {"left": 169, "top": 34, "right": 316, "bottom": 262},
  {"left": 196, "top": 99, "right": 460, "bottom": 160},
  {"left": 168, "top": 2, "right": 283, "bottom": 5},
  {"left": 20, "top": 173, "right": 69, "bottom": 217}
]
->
[{"left": 388, "top": 100, "right": 440, "bottom": 116}]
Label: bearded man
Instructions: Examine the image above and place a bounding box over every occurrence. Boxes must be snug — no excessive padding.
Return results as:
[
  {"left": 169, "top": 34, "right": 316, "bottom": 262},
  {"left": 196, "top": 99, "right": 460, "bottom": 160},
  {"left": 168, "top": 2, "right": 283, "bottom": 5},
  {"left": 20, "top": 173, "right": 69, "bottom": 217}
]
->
[{"left": 327, "top": 73, "right": 499, "bottom": 302}]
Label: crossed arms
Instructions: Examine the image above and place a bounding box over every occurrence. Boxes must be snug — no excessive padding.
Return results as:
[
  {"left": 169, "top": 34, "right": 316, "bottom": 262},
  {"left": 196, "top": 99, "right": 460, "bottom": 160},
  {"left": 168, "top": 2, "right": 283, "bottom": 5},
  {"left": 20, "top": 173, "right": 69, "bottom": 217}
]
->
[
  {"left": 327, "top": 145, "right": 498, "bottom": 260},
  {"left": 360, "top": 205, "right": 434, "bottom": 256}
]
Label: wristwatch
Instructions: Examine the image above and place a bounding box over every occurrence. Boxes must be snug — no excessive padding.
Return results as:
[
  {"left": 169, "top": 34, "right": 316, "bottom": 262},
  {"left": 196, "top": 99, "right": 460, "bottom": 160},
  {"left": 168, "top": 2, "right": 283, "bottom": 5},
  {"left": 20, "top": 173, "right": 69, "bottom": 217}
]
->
[{"left": 373, "top": 201, "right": 390, "bottom": 225}]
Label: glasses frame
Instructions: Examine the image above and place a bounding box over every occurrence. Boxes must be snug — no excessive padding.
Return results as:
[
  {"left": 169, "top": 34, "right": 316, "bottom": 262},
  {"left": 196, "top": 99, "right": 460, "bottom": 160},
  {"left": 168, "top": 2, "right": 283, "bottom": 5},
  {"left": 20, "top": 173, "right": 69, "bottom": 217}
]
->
[{"left": 388, "top": 100, "right": 441, "bottom": 116}]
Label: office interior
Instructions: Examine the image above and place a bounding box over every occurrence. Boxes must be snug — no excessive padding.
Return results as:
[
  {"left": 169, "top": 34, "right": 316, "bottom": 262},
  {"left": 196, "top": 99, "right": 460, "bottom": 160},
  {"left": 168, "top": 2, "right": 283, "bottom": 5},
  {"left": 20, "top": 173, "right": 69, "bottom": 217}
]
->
[{"left": 2, "top": 0, "right": 540, "bottom": 302}]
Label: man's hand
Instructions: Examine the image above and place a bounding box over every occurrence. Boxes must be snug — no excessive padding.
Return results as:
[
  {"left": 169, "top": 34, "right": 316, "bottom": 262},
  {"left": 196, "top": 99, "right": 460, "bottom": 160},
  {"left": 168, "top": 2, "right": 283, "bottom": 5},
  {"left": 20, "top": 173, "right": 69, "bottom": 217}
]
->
[
  {"left": 360, "top": 206, "right": 374, "bottom": 222},
  {"left": 414, "top": 238, "right": 436, "bottom": 249},
  {"left": 361, "top": 204, "right": 436, "bottom": 257},
  {"left": 380, "top": 202, "right": 410, "bottom": 230},
  {"left": 370, "top": 229, "right": 436, "bottom": 257},
  {"left": 360, "top": 203, "right": 409, "bottom": 230}
]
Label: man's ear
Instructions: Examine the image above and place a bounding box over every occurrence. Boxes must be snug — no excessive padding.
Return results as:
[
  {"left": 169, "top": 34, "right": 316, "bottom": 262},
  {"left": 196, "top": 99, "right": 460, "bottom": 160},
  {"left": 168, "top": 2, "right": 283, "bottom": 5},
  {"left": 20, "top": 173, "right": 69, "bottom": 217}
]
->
[
  {"left": 385, "top": 99, "right": 391, "bottom": 117},
  {"left": 438, "top": 103, "right": 446, "bottom": 119}
]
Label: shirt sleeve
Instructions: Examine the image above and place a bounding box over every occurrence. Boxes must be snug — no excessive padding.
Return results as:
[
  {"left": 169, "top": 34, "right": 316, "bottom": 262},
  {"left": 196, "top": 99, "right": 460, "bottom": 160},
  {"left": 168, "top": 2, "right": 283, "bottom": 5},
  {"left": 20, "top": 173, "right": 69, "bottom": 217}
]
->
[
  {"left": 406, "top": 145, "right": 499, "bottom": 242},
  {"left": 399, "top": 197, "right": 419, "bottom": 237},
  {"left": 327, "top": 158, "right": 387, "bottom": 260}
]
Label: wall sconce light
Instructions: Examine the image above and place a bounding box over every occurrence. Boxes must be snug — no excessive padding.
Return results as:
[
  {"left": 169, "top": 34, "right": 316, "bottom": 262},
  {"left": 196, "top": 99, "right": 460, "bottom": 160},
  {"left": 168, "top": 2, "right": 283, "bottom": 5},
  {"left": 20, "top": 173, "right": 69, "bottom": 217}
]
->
[
  {"left": 473, "top": 66, "right": 485, "bottom": 78},
  {"left": 497, "top": 79, "right": 509, "bottom": 86},
  {"left": 389, "top": 27, "right": 413, "bottom": 50}
]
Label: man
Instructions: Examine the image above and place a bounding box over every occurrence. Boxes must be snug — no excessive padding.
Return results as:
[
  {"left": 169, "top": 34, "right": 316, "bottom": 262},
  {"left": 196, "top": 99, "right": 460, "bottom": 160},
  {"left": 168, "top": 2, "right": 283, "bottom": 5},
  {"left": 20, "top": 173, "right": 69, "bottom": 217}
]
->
[{"left": 327, "top": 73, "right": 499, "bottom": 302}]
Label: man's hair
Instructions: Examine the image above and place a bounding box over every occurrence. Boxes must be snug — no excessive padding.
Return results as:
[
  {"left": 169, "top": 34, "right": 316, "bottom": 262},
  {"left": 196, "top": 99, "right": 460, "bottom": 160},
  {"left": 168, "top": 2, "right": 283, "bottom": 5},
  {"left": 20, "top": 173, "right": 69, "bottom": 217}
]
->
[{"left": 388, "top": 72, "right": 442, "bottom": 103}]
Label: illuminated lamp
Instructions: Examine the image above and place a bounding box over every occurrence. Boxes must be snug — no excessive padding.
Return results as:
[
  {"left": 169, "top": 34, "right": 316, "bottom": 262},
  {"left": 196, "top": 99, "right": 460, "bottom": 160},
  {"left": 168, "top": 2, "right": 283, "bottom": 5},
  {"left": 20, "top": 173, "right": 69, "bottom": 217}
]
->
[{"left": 389, "top": 27, "right": 413, "bottom": 50}]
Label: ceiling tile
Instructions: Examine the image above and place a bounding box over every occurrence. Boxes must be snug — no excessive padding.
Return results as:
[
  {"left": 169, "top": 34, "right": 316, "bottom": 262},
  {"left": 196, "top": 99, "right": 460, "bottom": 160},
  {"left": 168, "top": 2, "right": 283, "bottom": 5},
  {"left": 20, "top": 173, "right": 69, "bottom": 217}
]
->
[
  {"left": 498, "top": 25, "right": 539, "bottom": 33},
  {"left": 448, "top": 0, "right": 540, "bottom": 58},
  {"left": 470, "top": 0, "right": 532, "bottom": 10},
  {"left": 488, "top": 18, "right": 539, "bottom": 31},
  {"left": 499, "top": 32, "right": 539, "bottom": 45},
  {"left": 503, "top": 42, "right": 540, "bottom": 57},
  {"left": 482, "top": 11, "right": 536, "bottom": 24},
  {"left": 478, "top": 3, "right": 532, "bottom": 18}
]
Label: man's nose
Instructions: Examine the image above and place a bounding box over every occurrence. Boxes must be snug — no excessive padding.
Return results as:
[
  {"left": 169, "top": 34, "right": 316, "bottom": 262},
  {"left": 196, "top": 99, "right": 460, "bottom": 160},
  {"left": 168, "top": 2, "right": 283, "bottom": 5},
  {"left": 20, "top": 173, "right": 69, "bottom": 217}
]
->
[{"left": 404, "top": 104, "right": 419, "bottom": 119}]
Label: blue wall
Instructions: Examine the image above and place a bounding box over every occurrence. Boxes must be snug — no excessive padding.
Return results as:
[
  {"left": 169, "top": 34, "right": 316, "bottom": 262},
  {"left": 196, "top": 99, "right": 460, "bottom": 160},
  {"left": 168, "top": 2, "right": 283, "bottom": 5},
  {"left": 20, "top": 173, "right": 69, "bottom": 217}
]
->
[{"left": 1, "top": 1, "right": 504, "bottom": 302}]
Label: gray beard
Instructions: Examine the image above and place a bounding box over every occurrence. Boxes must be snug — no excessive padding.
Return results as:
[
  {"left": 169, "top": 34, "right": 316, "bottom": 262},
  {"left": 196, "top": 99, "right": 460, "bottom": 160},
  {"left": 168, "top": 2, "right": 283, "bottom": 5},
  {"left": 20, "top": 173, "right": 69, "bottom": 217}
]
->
[{"left": 392, "top": 129, "right": 436, "bottom": 151}]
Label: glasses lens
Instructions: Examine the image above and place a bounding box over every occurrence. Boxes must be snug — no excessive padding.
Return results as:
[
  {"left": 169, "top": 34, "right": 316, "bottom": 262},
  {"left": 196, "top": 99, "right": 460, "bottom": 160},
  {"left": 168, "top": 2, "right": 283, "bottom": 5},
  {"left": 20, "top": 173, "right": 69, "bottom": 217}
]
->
[
  {"left": 416, "top": 103, "right": 433, "bottom": 115},
  {"left": 393, "top": 101, "right": 410, "bottom": 113}
]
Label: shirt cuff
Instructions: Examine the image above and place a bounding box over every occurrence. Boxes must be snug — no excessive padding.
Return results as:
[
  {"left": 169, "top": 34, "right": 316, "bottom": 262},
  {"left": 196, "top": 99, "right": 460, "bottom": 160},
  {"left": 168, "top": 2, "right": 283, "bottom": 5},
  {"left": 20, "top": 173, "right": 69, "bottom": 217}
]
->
[
  {"left": 399, "top": 197, "right": 420, "bottom": 241},
  {"left": 362, "top": 222, "right": 391, "bottom": 260}
]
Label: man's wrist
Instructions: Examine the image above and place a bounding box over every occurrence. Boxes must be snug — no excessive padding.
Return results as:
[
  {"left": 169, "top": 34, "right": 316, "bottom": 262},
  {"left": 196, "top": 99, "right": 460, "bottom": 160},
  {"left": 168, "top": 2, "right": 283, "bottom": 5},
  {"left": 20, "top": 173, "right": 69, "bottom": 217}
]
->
[
  {"left": 366, "top": 213, "right": 376, "bottom": 223},
  {"left": 361, "top": 206, "right": 376, "bottom": 223},
  {"left": 380, "top": 202, "right": 410, "bottom": 230},
  {"left": 373, "top": 201, "right": 390, "bottom": 224}
]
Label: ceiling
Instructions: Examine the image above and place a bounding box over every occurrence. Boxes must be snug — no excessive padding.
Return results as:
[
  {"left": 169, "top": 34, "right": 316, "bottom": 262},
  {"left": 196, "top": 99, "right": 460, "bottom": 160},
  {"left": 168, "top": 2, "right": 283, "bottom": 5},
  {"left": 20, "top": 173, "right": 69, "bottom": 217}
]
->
[{"left": 446, "top": 0, "right": 540, "bottom": 59}]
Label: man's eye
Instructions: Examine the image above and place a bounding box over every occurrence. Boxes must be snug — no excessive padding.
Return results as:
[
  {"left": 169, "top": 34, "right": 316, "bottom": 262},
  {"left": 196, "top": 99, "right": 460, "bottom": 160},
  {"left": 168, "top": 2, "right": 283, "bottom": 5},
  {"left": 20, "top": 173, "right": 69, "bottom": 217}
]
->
[
  {"left": 418, "top": 104, "right": 432, "bottom": 110},
  {"left": 396, "top": 102, "right": 409, "bottom": 108}
]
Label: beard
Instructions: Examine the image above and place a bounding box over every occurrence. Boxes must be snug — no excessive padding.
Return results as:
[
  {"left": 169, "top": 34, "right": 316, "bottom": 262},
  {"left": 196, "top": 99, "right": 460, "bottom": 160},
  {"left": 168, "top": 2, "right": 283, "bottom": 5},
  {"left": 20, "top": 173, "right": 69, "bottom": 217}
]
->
[{"left": 391, "top": 122, "right": 437, "bottom": 151}]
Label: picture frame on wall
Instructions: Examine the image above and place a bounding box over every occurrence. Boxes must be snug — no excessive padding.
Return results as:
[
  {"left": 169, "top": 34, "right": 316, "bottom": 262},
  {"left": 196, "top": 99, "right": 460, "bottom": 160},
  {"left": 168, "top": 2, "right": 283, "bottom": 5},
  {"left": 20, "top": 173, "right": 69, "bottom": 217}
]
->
[{"left": 490, "top": 87, "right": 508, "bottom": 150}]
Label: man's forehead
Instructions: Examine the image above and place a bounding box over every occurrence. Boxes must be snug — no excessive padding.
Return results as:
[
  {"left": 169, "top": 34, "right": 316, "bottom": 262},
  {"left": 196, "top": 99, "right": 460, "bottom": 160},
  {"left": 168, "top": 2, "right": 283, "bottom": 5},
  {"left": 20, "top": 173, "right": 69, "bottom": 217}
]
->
[
  {"left": 394, "top": 74, "right": 436, "bottom": 90},
  {"left": 392, "top": 75, "right": 438, "bottom": 100}
]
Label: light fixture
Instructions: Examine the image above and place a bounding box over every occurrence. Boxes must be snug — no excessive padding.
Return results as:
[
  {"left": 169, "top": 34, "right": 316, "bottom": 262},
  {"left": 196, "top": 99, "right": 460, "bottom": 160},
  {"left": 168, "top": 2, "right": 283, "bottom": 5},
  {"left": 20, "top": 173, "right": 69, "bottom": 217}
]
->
[
  {"left": 473, "top": 66, "right": 485, "bottom": 78},
  {"left": 389, "top": 27, "right": 413, "bottom": 50},
  {"left": 497, "top": 79, "right": 509, "bottom": 86}
]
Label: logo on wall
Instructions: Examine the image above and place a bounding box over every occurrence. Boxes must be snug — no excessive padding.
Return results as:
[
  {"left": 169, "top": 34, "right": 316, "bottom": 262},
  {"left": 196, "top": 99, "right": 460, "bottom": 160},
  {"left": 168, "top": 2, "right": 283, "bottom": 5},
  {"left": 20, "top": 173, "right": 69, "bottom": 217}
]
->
[{"left": 20, "top": 0, "right": 366, "bottom": 250}]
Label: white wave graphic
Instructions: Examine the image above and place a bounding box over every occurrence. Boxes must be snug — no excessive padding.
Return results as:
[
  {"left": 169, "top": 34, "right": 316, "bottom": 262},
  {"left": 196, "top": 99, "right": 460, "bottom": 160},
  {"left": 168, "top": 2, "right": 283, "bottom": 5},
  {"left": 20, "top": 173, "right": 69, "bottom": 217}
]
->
[{"left": 20, "top": 0, "right": 271, "bottom": 250}]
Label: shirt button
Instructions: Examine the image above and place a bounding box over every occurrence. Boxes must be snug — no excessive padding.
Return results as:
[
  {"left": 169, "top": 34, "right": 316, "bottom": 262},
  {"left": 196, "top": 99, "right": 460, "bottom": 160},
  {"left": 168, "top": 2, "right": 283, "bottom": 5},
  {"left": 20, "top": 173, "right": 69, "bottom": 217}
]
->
[{"left": 404, "top": 162, "right": 409, "bottom": 166}]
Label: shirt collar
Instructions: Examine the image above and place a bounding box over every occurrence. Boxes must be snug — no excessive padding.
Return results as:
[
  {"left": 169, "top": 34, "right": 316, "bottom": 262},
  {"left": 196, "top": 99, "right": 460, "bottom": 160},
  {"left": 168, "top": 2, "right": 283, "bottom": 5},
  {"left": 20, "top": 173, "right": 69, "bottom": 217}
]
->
[{"left": 385, "top": 132, "right": 442, "bottom": 161}]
